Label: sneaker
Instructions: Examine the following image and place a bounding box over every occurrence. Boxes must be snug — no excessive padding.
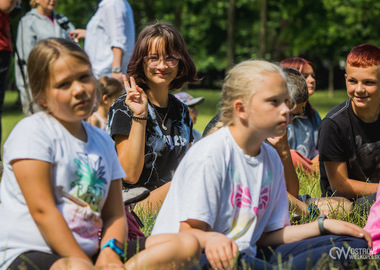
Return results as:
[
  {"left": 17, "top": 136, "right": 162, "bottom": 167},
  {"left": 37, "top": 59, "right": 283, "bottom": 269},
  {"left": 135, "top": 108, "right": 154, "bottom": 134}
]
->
[{"left": 123, "top": 187, "right": 150, "bottom": 205}]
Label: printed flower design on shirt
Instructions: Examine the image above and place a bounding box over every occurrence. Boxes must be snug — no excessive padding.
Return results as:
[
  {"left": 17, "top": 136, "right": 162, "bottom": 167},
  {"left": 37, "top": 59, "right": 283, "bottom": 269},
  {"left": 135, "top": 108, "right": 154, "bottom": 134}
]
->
[
  {"left": 230, "top": 183, "right": 254, "bottom": 240},
  {"left": 70, "top": 153, "right": 107, "bottom": 213},
  {"left": 256, "top": 186, "right": 270, "bottom": 215},
  {"left": 229, "top": 170, "right": 273, "bottom": 240},
  {"left": 230, "top": 184, "right": 252, "bottom": 208}
]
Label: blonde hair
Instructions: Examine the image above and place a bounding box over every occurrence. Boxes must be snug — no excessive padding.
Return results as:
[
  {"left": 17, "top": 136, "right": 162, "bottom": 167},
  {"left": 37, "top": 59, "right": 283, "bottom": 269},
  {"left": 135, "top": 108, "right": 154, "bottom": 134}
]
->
[
  {"left": 210, "top": 60, "right": 285, "bottom": 134},
  {"left": 27, "top": 38, "right": 92, "bottom": 110},
  {"left": 30, "top": 0, "right": 37, "bottom": 8}
]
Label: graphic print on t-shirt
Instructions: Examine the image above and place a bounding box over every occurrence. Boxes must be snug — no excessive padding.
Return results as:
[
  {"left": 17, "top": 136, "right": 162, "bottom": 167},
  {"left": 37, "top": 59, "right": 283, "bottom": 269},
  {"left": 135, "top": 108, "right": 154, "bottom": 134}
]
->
[
  {"left": 354, "top": 136, "right": 380, "bottom": 181},
  {"left": 55, "top": 153, "right": 106, "bottom": 240},
  {"left": 108, "top": 94, "right": 192, "bottom": 190},
  {"left": 229, "top": 169, "right": 273, "bottom": 240},
  {"left": 69, "top": 153, "right": 107, "bottom": 212}
]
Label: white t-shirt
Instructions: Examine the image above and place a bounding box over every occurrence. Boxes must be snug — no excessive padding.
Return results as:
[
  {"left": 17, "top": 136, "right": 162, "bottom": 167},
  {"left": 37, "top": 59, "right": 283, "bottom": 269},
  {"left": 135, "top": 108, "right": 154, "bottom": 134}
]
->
[
  {"left": 85, "top": 0, "right": 135, "bottom": 78},
  {"left": 152, "top": 127, "right": 290, "bottom": 258},
  {"left": 0, "top": 112, "right": 125, "bottom": 269}
]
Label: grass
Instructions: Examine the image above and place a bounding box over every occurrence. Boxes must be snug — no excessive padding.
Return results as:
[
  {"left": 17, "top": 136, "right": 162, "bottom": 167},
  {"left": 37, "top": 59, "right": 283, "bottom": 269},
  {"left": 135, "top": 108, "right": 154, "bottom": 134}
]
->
[
  {"left": 2, "top": 88, "right": 378, "bottom": 269},
  {"left": 1, "top": 90, "right": 24, "bottom": 154}
]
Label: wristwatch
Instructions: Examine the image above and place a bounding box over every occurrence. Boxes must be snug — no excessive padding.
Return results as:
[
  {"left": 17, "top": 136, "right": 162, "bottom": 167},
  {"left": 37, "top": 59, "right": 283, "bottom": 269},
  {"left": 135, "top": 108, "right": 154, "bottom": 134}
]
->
[
  {"left": 317, "top": 214, "right": 328, "bottom": 235},
  {"left": 112, "top": 66, "right": 122, "bottom": 73},
  {"left": 101, "top": 238, "right": 125, "bottom": 260}
]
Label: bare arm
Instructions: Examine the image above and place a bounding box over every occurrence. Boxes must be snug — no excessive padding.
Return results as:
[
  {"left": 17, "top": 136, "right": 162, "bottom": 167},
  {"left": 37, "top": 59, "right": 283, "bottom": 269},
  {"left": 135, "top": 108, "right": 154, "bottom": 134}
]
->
[
  {"left": 257, "top": 218, "right": 371, "bottom": 248},
  {"left": 180, "top": 220, "right": 238, "bottom": 270},
  {"left": 12, "top": 159, "right": 91, "bottom": 262},
  {"left": 69, "top": 29, "right": 86, "bottom": 41},
  {"left": 267, "top": 133, "right": 299, "bottom": 197},
  {"left": 95, "top": 179, "right": 127, "bottom": 267},
  {"left": 287, "top": 192, "right": 308, "bottom": 217},
  {"left": 115, "top": 76, "right": 148, "bottom": 184},
  {"left": 111, "top": 47, "right": 124, "bottom": 82},
  {"left": 325, "top": 161, "right": 378, "bottom": 198}
]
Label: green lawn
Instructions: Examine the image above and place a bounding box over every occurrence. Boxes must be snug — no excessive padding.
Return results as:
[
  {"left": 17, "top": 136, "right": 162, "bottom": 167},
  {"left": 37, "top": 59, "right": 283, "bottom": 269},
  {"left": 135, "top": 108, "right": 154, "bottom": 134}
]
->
[
  {"left": 1, "top": 89, "right": 349, "bottom": 153},
  {"left": 3, "top": 89, "right": 379, "bottom": 269},
  {"left": 1, "top": 87, "right": 349, "bottom": 154},
  {"left": 1, "top": 91, "right": 24, "bottom": 154}
]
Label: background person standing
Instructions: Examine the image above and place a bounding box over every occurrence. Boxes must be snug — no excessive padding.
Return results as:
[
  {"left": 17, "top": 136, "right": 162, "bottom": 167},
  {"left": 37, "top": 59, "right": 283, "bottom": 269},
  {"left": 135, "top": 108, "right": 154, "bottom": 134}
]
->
[
  {"left": 71, "top": 0, "right": 135, "bottom": 82},
  {"left": 0, "top": 0, "right": 21, "bottom": 149},
  {"left": 15, "top": 0, "right": 75, "bottom": 115}
]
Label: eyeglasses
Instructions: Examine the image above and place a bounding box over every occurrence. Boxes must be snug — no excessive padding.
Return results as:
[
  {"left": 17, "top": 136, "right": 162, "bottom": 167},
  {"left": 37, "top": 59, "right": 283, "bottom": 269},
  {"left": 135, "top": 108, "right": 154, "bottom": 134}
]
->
[
  {"left": 290, "top": 106, "right": 306, "bottom": 119},
  {"left": 143, "top": 55, "right": 179, "bottom": 68}
]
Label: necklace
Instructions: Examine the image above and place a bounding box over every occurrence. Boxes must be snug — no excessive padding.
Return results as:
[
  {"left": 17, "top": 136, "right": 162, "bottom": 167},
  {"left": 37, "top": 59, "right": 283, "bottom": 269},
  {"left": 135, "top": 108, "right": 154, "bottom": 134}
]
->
[{"left": 151, "top": 100, "right": 170, "bottom": 131}]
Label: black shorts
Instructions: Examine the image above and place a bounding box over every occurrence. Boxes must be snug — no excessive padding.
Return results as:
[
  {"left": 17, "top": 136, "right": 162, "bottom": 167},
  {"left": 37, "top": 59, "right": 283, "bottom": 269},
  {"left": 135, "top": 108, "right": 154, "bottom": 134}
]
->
[
  {"left": 8, "top": 250, "right": 61, "bottom": 269},
  {"left": 126, "top": 237, "right": 147, "bottom": 260},
  {"left": 9, "top": 237, "right": 147, "bottom": 268}
]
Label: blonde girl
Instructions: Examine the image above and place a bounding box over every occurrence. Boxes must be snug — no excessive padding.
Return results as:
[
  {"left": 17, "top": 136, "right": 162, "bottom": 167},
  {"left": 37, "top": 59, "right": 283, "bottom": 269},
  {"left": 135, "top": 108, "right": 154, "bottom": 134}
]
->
[
  {"left": 108, "top": 22, "right": 199, "bottom": 212},
  {"left": 0, "top": 38, "right": 199, "bottom": 270},
  {"left": 88, "top": 76, "right": 124, "bottom": 130},
  {"left": 152, "top": 60, "right": 371, "bottom": 269}
]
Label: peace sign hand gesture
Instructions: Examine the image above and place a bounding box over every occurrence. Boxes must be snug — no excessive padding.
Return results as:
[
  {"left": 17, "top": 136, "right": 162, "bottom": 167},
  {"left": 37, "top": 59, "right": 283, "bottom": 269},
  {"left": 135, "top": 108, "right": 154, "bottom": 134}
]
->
[{"left": 123, "top": 75, "right": 148, "bottom": 117}]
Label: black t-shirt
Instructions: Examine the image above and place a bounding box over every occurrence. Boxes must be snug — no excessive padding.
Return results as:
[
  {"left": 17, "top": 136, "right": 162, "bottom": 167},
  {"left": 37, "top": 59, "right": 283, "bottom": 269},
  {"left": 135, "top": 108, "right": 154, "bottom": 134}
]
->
[
  {"left": 108, "top": 93, "right": 193, "bottom": 190},
  {"left": 318, "top": 100, "right": 380, "bottom": 197},
  {"left": 202, "top": 113, "right": 221, "bottom": 137}
]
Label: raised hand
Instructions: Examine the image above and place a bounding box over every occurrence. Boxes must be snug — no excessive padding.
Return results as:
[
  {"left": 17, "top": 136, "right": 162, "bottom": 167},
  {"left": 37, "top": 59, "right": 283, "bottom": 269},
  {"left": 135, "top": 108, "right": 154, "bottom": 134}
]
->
[
  {"left": 123, "top": 75, "right": 148, "bottom": 118},
  {"left": 267, "top": 131, "right": 291, "bottom": 158}
]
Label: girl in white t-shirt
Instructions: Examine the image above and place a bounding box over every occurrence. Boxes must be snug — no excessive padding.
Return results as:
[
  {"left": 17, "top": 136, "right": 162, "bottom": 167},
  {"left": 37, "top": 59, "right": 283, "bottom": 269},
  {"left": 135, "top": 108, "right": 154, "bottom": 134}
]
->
[
  {"left": 152, "top": 60, "right": 371, "bottom": 269},
  {"left": 0, "top": 38, "right": 199, "bottom": 270}
]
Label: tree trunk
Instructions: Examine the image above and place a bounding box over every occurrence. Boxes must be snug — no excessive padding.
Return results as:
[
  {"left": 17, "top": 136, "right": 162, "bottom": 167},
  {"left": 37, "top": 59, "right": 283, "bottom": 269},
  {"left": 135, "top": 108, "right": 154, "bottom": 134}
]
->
[
  {"left": 259, "top": 0, "right": 267, "bottom": 59},
  {"left": 226, "top": 0, "right": 236, "bottom": 72},
  {"left": 328, "top": 60, "right": 334, "bottom": 98},
  {"left": 174, "top": 1, "right": 183, "bottom": 30}
]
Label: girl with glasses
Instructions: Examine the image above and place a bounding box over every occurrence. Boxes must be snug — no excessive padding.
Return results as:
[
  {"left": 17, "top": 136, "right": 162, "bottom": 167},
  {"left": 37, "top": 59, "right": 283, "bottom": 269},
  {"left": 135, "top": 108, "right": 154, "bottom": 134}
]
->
[{"left": 107, "top": 22, "right": 199, "bottom": 212}]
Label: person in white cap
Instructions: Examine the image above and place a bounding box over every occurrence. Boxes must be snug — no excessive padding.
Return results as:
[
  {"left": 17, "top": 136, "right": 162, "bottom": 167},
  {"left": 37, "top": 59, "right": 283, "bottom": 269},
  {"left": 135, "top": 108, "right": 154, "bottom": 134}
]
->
[{"left": 174, "top": 91, "right": 204, "bottom": 143}]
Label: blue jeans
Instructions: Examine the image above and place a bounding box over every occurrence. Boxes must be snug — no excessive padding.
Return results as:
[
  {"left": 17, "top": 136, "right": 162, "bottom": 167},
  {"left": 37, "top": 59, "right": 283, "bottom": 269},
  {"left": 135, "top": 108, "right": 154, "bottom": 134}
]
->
[{"left": 197, "top": 235, "right": 368, "bottom": 269}]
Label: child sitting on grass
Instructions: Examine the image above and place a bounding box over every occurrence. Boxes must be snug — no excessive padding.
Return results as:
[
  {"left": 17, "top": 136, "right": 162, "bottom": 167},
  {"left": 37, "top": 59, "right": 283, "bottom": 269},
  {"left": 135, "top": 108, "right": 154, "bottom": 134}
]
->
[
  {"left": 87, "top": 76, "right": 124, "bottom": 130},
  {"left": 268, "top": 67, "right": 352, "bottom": 219},
  {"left": 0, "top": 38, "right": 200, "bottom": 270},
  {"left": 318, "top": 43, "right": 380, "bottom": 209},
  {"left": 152, "top": 60, "right": 371, "bottom": 269},
  {"left": 280, "top": 57, "right": 321, "bottom": 173}
]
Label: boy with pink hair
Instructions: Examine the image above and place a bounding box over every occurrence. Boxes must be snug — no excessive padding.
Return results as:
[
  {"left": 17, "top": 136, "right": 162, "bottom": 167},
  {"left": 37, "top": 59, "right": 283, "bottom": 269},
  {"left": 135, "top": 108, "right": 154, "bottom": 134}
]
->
[{"left": 318, "top": 44, "right": 380, "bottom": 207}]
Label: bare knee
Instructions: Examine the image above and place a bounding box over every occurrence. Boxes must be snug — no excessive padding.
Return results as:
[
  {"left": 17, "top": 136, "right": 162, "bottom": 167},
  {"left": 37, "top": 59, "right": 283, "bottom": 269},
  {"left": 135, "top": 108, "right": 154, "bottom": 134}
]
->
[
  {"left": 50, "top": 258, "right": 93, "bottom": 270},
  {"left": 177, "top": 232, "right": 201, "bottom": 261}
]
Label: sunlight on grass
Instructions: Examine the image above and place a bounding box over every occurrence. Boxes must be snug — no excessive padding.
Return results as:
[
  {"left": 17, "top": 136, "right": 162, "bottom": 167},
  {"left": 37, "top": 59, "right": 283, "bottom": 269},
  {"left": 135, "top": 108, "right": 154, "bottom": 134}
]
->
[
  {"left": 2, "top": 89, "right": 378, "bottom": 269},
  {"left": 1, "top": 90, "right": 24, "bottom": 154}
]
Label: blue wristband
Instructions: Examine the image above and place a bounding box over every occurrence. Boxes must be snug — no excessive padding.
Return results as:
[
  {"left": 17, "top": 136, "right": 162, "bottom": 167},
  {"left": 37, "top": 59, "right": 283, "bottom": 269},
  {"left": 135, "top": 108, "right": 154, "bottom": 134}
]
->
[
  {"left": 308, "top": 203, "right": 320, "bottom": 218},
  {"left": 101, "top": 238, "right": 125, "bottom": 260}
]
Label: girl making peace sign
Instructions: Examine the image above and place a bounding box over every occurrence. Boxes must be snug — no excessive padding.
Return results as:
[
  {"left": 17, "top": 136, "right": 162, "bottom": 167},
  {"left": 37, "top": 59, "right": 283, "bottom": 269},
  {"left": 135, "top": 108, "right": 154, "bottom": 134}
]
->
[{"left": 108, "top": 22, "right": 199, "bottom": 212}]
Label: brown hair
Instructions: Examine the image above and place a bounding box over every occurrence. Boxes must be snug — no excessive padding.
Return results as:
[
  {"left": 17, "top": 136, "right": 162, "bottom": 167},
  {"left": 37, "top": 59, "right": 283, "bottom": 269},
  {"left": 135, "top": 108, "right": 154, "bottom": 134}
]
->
[
  {"left": 281, "top": 57, "right": 316, "bottom": 119},
  {"left": 282, "top": 67, "right": 308, "bottom": 105},
  {"left": 97, "top": 76, "right": 124, "bottom": 105},
  {"left": 27, "top": 38, "right": 92, "bottom": 110},
  {"left": 127, "top": 22, "right": 199, "bottom": 91}
]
